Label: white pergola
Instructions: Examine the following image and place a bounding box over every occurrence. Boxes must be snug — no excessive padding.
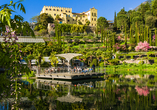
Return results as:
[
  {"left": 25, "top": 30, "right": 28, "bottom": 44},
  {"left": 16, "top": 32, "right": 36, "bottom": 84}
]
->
[{"left": 55, "top": 53, "right": 82, "bottom": 72}]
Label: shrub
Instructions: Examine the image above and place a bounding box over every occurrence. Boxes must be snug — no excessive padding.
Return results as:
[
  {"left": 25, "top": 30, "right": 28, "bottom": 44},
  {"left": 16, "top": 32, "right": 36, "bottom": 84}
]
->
[
  {"left": 74, "top": 37, "right": 80, "bottom": 43},
  {"left": 138, "top": 61, "right": 144, "bottom": 65},
  {"left": 99, "top": 62, "right": 104, "bottom": 67},
  {"left": 91, "top": 37, "right": 98, "bottom": 43},
  {"left": 65, "top": 36, "right": 72, "bottom": 43},
  {"left": 71, "top": 32, "right": 77, "bottom": 36},
  {"left": 90, "top": 59, "right": 98, "bottom": 67},
  {"left": 83, "top": 36, "right": 88, "bottom": 43},
  {"left": 108, "top": 59, "right": 119, "bottom": 65},
  {"left": 39, "top": 29, "right": 48, "bottom": 36},
  {"left": 79, "top": 45, "right": 84, "bottom": 48},
  {"left": 135, "top": 41, "right": 151, "bottom": 52}
]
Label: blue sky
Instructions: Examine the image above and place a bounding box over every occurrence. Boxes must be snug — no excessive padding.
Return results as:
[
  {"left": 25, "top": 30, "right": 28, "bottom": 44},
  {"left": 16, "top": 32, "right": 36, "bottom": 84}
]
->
[{"left": 0, "top": 0, "right": 147, "bottom": 22}]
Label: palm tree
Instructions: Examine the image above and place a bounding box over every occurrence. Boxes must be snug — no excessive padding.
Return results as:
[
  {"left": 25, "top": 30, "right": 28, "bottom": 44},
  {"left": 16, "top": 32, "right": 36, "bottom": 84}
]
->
[
  {"left": 24, "top": 44, "right": 34, "bottom": 70},
  {"left": 33, "top": 43, "right": 46, "bottom": 73},
  {"left": 96, "top": 49, "right": 102, "bottom": 64}
]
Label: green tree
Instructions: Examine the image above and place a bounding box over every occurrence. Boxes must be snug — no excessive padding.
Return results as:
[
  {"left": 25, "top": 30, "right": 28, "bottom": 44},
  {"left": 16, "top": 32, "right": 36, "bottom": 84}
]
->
[
  {"left": 138, "top": 2, "right": 151, "bottom": 21},
  {"left": 97, "top": 17, "right": 109, "bottom": 42},
  {"left": 113, "top": 12, "right": 117, "bottom": 31},
  {"left": 117, "top": 8, "right": 128, "bottom": 33},
  {"left": 34, "top": 13, "right": 54, "bottom": 31},
  {"left": 97, "top": 17, "right": 109, "bottom": 29},
  {"left": 145, "top": 16, "right": 156, "bottom": 28},
  {"left": 152, "top": 0, "right": 157, "bottom": 16},
  {"left": 85, "top": 19, "right": 90, "bottom": 26}
]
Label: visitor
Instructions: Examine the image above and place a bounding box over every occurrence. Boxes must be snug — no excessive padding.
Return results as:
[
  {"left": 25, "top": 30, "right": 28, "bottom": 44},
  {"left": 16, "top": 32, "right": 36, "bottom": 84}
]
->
[{"left": 92, "top": 64, "right": 95, "bottom": 72}]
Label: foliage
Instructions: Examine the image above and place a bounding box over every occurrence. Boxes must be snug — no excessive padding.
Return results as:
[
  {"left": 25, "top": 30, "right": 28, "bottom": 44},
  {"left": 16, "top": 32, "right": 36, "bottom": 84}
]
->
[
  {"left": 97, "top": 17, "right": 109, "bottom": 29},
  {"left": 90, "top": 59, "right": 98, "bottom": 67},
  {"left": 49, "top": 52, "right": 58, "bottom": 67},
  {"left": 145, "top": 15, "right": 156, "bottom": 28},
  {"left": 39, "top": 29, "right": 48, "bottom": 35},
  {"left": 108, "top": 59, "right": 120, "bottom": 65},
  {"left": 34, "top": 13, "right": 54, "bottom": 30},
  {"left": 22, "top": 71, "right": 35, "bottom": 77},
  {"left": 117, "top": 8, "right": 128, "bottom": 33},
  {"left": 135, "top": 41, "right": 151, "bottom": 52}
]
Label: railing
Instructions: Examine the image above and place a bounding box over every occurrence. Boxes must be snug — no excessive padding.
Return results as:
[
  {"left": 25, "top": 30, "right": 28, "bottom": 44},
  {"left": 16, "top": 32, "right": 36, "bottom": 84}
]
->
[{"left": 34, "top": 66, "right": 106, "bottom": 75}]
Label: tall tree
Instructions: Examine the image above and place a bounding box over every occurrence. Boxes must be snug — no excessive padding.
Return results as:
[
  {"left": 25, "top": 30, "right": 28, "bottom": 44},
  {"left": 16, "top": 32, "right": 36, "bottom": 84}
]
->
[
  {"left": 113, "top": 12, "right": 117, "bottom": 31},
  {"left": 34, "top": 13, "right": 54, "bottom": 31},
  {"left": 117, "top": 8, "right": 128, "bottom": 33},
  {"left": 152, "top": 0, "right": 157, "bottom": 17},
  {"left": 97, "top": 17, "right": 109, "bottom": 42},
  {"left": 138, "top": 2, "right": 151, "bottom": 22}
]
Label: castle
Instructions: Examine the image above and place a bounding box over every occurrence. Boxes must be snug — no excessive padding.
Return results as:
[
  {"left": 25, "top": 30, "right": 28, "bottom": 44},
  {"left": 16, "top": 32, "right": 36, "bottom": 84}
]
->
[{"left": 40, "top": 6, "right": 97, "bottom": 26}]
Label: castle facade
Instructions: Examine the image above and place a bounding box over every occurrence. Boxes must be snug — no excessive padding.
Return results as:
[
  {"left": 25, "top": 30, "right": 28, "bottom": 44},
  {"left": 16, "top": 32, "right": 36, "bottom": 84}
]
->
[{"left": 40, "top": 6, "right": 97, "bottom": 26}]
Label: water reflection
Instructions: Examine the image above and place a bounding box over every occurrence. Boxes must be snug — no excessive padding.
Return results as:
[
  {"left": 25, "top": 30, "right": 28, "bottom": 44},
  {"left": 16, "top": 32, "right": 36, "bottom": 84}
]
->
[{"left": 1, "top": 77, "right": 157, "bottom": 109}]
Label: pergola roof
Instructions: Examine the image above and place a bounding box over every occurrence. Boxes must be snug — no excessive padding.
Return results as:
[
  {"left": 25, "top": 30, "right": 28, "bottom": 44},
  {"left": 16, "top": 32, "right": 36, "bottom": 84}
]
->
[
  {"left": 55, "top": 53, "right": 82, "bottom": 61},
  {"left": 57, "top": 94, "right": 82, "bottom": 103},
  {"left": 0, "top": 37, "right": 45, "bottom": 43}
]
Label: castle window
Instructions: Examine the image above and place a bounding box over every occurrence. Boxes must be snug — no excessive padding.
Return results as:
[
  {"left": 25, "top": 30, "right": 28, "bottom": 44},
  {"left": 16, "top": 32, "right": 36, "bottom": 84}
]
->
[
  {"left": 73, "top": 19, "right": 74, "bottom": 21},
  {"left": 92, "top": 13, "right": 93, "bottom": 16},
  {"left": 53, "top": 9, "right": 55, "bottom": 11},
  {"left": 83, "top": 16, "right": 85, "bottom": 18},
  {"left": 49, "top": 9, "right": 51, "bottom": 11},
  {"left": 61, "top": 10, "right": 62, "bottom": 12},
  {"left": 46, "top": 8, "right": 48, "bottom": 10},
  {"left": 60, "top": 14, "right": 61, "bottom": 16},
  {"left": 69, "top": 15, "right": 70, "bottom": 17},
  {"left": 66, "top": 10, "right": 67, "bottom": 12},
  {"left": 94, "top": 13, "right": 96, "bottom": 16},
  {"left": 69, "top": 11, "right": 70, "bottom": 13},
  {"left": 54, "top": 14, "right": 56, "bottom": 16},
  {"left": 57, "top": 9, "right": 59, "bottom": 11},
  {"left": 92, "top": 24, "right": 93, "bottom": 26},
  {"left": 68, "top": 20, "right": 70, "bottom": 22},
  {"left": 92, "top": 18, "right": 93, "bottom": 21},
  {"left": 94, "top": 18, "right": 96, "bottom": 21}
]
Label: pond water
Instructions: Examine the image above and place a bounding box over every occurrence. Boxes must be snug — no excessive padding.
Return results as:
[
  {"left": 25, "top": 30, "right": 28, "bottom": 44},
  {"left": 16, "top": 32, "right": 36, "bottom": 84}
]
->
[{"left": 1, "top": 75, "right": 157, "bottom": 110}]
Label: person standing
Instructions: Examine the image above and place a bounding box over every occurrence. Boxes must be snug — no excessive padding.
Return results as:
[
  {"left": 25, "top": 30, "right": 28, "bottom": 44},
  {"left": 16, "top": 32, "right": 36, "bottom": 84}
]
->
[{"left": 92, "top": 64, "right": 95, "bottom": 72}]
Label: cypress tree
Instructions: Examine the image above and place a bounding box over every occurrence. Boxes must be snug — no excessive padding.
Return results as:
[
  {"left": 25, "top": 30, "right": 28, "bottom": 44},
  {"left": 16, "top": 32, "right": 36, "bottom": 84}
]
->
[
  {"left": 101, "top": 28, "right": 103, "bottom": 43},
  {"left": 136, "top": 22, "right": 139, "bottom": 43},
  {"left": 149, "top": 29, "right": 152, "bottom": 46},
  {"left": 130, "top": 25, "right": 132, "bottom": 44},
  {"left": 106, "top": 31, "right": 109, "bottom": 50},
  {"left": 113, "top": 33, "right": 115, "bottom": 53},
  {"left": 155, "top": 28, "right": 157, "bottom": 46},
  {"left": 142, "top": 26, "right": 144, "bottom": 42},
  {"left": 144, "top": 25, "right": 146, "bottom": 41},
  {"left": 103, "top": 30, "right": 106, "bottom": 46},
  {"left": 113, "top": 11, "right": 117, "bottom": 32},
  {"left": 96, "top": 23, "right": 98, "bottom": 37},
  {"left": 125, "top": 23, "right": 127, "bottom": 51},
  {"left": 146, "top": 26, "right": 149, "bottom": 42}
]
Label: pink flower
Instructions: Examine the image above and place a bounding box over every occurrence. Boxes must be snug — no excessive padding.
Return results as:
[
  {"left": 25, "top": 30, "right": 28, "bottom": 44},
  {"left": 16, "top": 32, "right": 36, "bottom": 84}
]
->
[
  {"left": 135, "top": 41, "right": 151, "bottom": 52},
  {"left": 135, "top": 86, "right": 149, "bottom": 96},
  {"left": 117, "top": 36, "right": 121, "bottom": 40}
]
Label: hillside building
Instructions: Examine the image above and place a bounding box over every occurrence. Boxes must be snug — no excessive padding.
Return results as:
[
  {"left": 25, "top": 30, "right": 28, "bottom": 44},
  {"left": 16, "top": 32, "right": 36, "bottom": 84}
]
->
[{"left": 40, "top": 6, "right": 97, "bottom": 26}]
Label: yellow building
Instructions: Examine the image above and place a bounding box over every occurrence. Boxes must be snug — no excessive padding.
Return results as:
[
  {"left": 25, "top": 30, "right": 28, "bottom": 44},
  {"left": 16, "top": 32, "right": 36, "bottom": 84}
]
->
[{"left": 40, "top": 6, "right": 97, "bottom": 26}]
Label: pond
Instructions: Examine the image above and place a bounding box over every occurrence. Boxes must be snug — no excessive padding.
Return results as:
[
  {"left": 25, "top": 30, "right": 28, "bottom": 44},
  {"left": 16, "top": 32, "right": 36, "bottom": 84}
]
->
[{"left": 1, "top": 74, "right": 157, "bottom": 110}]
